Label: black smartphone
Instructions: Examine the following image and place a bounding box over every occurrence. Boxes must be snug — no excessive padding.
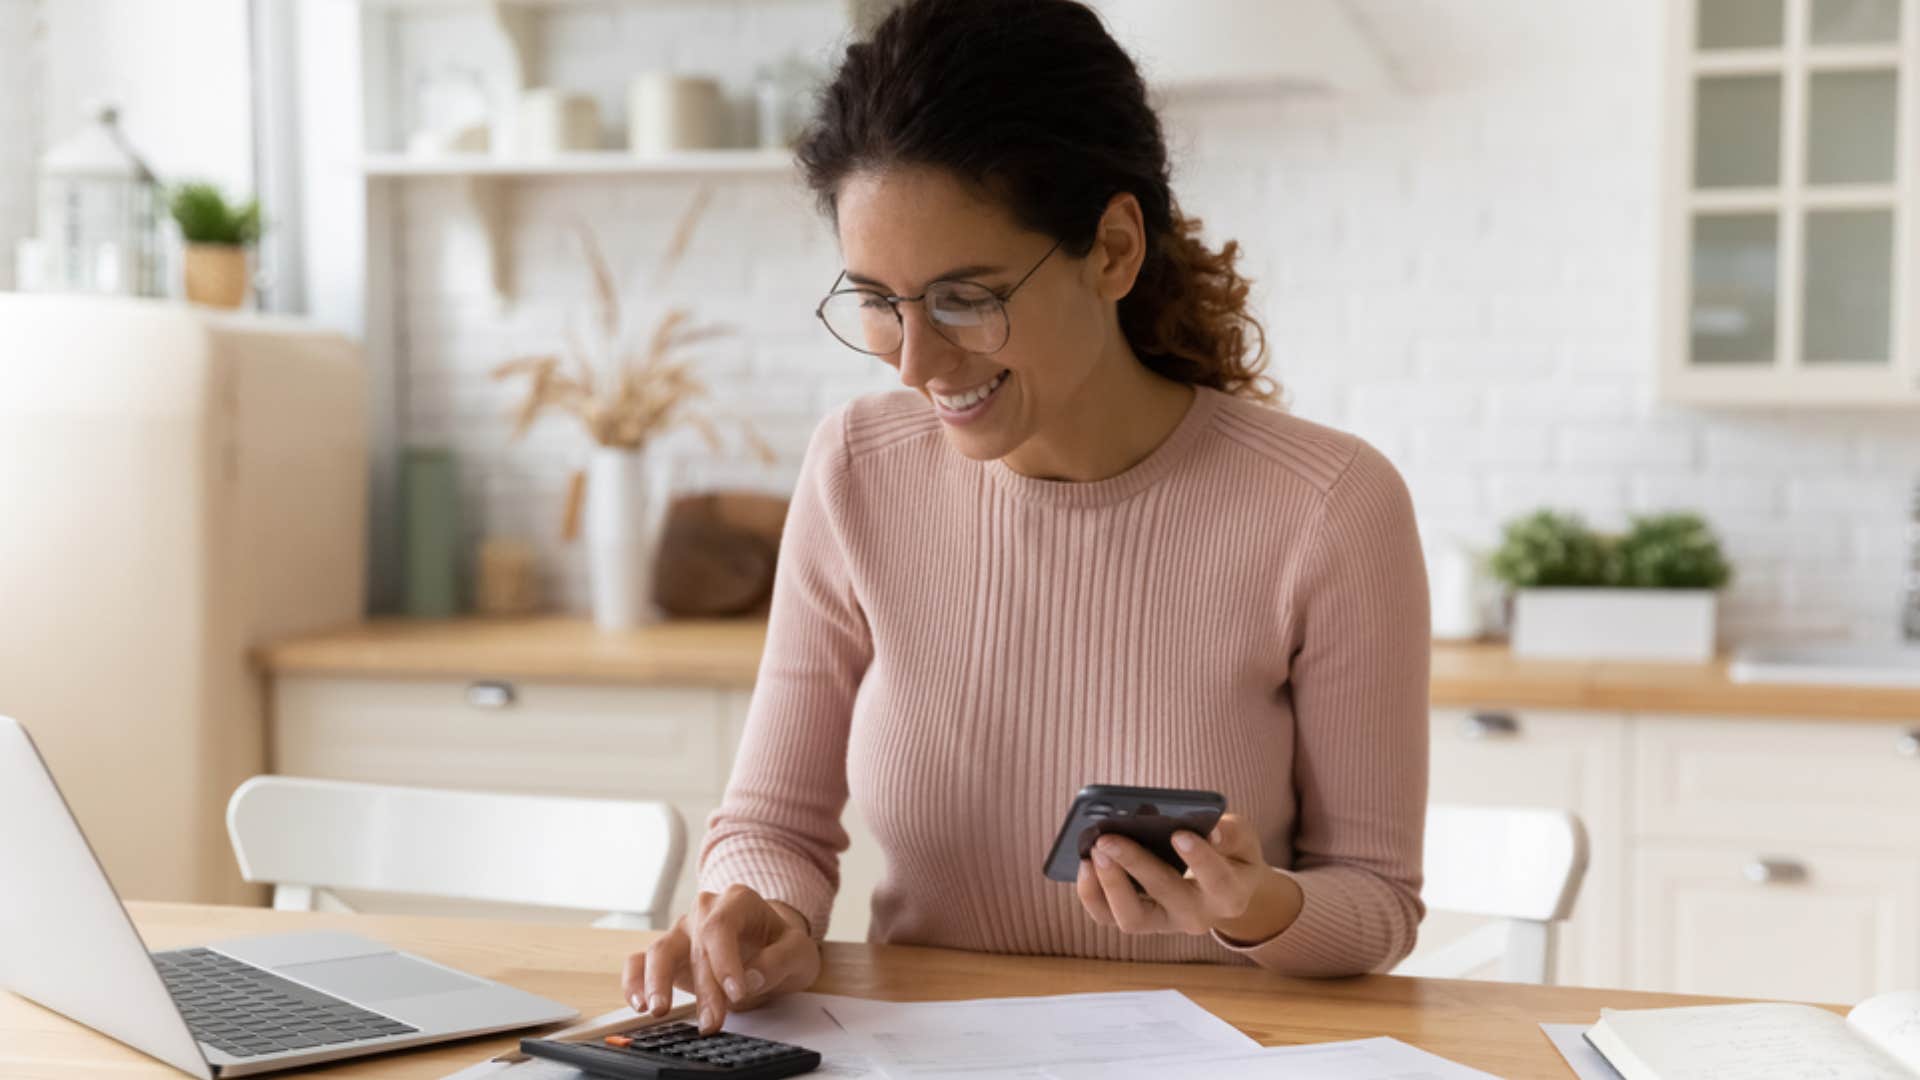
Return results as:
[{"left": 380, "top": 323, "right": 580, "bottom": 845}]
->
[{"left": 1041, "top": 784, "right": 1227, "bottom": 883}]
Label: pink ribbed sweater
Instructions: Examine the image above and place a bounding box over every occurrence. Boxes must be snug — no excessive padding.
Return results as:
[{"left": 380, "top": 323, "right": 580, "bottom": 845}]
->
[{"left": 698, "top": 385, "right": 1430, "bottom": 975}]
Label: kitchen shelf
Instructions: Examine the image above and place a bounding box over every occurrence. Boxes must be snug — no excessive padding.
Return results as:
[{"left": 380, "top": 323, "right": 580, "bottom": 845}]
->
[{"left": 362, "top": 150, "right": 798, "bottom": 178}]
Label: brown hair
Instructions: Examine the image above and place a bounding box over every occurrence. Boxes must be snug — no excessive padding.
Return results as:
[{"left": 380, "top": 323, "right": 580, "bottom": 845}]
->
[{"left": 795, "top": 0, "right": 1277, "bottom": 403}]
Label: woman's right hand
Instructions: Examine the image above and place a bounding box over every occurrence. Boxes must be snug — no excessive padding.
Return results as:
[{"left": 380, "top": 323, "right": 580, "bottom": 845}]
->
[{"left": 621, "top": 884, "right": 822, "bottom": 1035}]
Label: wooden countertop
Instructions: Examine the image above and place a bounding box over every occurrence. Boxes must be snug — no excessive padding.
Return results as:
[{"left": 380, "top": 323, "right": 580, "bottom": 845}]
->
[
  {"left": 257, "top": 618, "right": 1920, "bottom": 721},
  {"left": 256, "top": 617, "right": 767, "bottom": 688},
  {"left": 4, "top": 901, "right": 1809, "bottom": 1079}
]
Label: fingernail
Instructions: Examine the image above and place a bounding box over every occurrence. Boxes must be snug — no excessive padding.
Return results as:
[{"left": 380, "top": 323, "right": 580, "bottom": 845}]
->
[
  {"left": 1092, "top": 847, "right": 1112, "bottom": 868},
  {"left": 746, "top": 969, "right": 766, "bottom": 993},
  {"left": 724, "top": 977, "right": 744, "bottom": 1002},
  {"left": 629, "top": 994, "right": 642, "bottom": 1012},
  {"left": 648, "top": 993, "right": 665, "bottom": 1015},
  {"left": 1173, "top": 832, "right": 1197, "bottom": 853},
  {"left": 701, "top": 1007, "right": 716, "bottom": 1032}
]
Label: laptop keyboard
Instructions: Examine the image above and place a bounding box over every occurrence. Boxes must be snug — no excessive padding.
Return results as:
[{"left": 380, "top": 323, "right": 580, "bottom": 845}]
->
[{"left": 153, "top": 947, "right": 419, "bottom": 1059}]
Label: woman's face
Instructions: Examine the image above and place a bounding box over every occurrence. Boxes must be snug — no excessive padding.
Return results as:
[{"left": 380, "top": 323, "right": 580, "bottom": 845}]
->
[{"left": 832, "top": 166, "right": 1117, "bottom": 462}]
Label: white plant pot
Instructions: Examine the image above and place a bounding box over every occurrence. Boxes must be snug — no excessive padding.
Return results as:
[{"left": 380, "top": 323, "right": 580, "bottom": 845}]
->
[
  {"left": 585, "top": 447, "right": 669, "bottom": 631},
  {"left": 1510, "top": 588, "right": 1718, "bottom": 662}
]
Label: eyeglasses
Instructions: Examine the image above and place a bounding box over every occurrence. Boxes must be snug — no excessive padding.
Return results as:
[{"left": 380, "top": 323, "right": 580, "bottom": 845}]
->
[{"left": 814, "top": 239, "right": 1063, "bottom": 357}]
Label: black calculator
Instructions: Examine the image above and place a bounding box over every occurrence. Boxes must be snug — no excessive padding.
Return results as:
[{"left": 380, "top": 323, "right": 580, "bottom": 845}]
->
[{"left": 520, "top": 1022, "right": 821, "bottom": 1079}]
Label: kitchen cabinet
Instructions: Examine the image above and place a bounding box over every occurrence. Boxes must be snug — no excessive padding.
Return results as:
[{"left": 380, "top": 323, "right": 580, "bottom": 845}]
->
[
  {"left": 1428, "top": 702, "right": 1920, "bottom": 999},
  {"left": 1659, "top": 0, "right": 1920, "bottom": 405},
  {"left": 270, "top": 675, "right": 887, "bottom": 940},
  {"left": 1631, "top": 842, "right": 1920, "bottom": 1002},
  {"left": 1422, "top": 708, "right": 1629, "bottom": 990}
]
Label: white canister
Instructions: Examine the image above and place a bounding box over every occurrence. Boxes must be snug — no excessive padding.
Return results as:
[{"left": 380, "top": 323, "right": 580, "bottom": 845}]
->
[
  {"left": 513, "top": 88, "right": 602, "bottom": 157},
  {"left": 584, "top": 447, "right": 671, "bottom": 630},
  {"left": 628, "top": 74, "right": 725, "bottom": 155}
]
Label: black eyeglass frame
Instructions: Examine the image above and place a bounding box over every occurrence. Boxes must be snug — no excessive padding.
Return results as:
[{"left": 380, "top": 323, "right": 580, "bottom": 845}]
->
[{"left": 813, "top": 238, "right": 1065, "bottom": 357}]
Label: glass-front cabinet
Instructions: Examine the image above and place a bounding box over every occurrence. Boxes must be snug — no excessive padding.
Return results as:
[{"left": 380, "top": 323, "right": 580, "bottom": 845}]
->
[{"left": 1663, "top": 0, "right": 1920, "bottom": 405}]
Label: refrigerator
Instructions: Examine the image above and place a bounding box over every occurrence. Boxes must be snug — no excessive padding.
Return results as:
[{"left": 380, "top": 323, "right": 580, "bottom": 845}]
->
[{"left": 0, "top": 295, "right": 367, "bottom": 905}]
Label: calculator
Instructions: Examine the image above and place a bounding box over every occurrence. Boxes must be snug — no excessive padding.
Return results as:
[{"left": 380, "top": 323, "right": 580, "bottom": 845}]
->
[{"left": 519, "top": 1021, "right": 821, "bottom": 1079}]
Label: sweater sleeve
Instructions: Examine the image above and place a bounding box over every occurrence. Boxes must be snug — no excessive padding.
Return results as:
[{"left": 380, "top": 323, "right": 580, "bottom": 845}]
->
[
  {"left": 1212, "top": 439, "right": 1430, "bottom": 975},
  {"left": 697, "top": 407, "right": 871, "bottom": 939}
]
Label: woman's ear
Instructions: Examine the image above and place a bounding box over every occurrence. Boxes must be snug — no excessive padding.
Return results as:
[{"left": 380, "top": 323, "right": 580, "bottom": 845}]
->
[{"left": 1087, "top": 191, "right": 1148, "bottom": 302}]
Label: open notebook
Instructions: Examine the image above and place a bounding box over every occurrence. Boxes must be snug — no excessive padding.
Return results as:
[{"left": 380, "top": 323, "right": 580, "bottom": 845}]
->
[{"left": 1586, "top": 990, "right": 1920, "bottom": 1079}]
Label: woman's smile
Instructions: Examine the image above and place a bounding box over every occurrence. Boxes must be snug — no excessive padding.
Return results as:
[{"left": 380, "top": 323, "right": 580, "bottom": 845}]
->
[{"left": 929, "top": 369, "right": 1012, "bottom": 423}]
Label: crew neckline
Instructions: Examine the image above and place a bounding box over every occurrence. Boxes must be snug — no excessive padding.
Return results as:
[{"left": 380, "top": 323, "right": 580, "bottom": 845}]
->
[{"left": 985, "top": 384, "right": 1223, "bottom": 508}]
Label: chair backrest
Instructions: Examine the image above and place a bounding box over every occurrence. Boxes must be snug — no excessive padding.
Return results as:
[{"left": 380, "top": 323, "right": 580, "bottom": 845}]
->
[
  {"left": 1395, "top": 804, "right": 1589, "bottom": 985},
  {"left": 226, "top": 776, "right": 685, "bottom": 930}
]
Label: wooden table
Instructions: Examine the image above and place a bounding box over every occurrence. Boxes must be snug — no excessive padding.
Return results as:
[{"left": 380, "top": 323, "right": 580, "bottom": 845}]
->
[{"left": 0, "top": 902, "right": 1804, "bottom": 1080}]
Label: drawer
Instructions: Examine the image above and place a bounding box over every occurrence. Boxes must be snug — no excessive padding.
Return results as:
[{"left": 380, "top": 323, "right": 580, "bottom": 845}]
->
[
  {"left": 1631, "top": 842, "right": 1920, "bottom": 1002},
  {"left": 271, "top": 675, "right": 732, "bottom": 800},
  {"left": 1634, "top": 717, "right": 1920, "bottom": 845}
]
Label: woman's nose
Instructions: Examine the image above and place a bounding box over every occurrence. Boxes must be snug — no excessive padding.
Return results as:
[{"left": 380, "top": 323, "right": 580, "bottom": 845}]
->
[{"left": 893, "top": 305, "right": 961, "bottom": 390}]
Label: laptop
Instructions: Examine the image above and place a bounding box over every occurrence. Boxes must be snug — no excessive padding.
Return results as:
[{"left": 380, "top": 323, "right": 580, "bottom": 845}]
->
[{"left": 0, "top": 714, "right": 579, "bottom": 1077}]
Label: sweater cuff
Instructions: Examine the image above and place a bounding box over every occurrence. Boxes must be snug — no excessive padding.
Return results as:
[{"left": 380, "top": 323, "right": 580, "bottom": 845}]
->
[
  {"left": 698, "top": 840, "right": 838, "bottom": 942},
  {"left": 1208, "top": 866, "right": 1415, "bottom": 976}
]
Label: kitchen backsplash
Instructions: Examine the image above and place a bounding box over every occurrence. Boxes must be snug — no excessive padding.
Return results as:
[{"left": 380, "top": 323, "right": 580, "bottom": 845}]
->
[{"left": 396, "top": 0, "right": 1920, "bottom": 642}]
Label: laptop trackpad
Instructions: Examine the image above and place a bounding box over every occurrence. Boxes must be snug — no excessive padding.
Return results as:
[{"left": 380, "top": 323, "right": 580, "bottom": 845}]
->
[{"left": 278, "top": 953, "right": 485, "bottom": 1004}]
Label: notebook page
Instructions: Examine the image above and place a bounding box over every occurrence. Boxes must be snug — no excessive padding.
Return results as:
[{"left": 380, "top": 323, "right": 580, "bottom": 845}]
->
[
  {"left": 1849, "top": 990, "right": 1920, "bottom": 1075},
  {"left": 1595, "top": 1003, "right": 1911, "bottom": 1080}
]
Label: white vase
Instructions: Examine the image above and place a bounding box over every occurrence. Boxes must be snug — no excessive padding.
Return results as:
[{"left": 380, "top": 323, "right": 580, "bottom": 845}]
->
[
  {"left": 585, "top": 447, "right": 669, "bottom": 630},
  {"left": 1510, "top": 588, "right": 1718, "bottom": 662}
]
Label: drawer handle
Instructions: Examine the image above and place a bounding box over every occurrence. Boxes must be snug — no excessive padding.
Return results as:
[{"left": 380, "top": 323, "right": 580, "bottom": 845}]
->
[
  {"left": 1461, "top": 712, "right": 1520, "bottom": 740},
  {"left": 1743, "top": 858, "right": 1808, "bottom": 886},
  {"left": 1899, "top": 730, "right": 1920, "bottom": 758},
  {"left": 465, "top": 681, "right": 518, "bottom": 709}
]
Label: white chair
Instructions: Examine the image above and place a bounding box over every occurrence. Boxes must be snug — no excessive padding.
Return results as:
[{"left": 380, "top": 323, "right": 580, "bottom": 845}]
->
[
  {"left": 226, "top": 776, "right": 685, "bottom": 930},
  {"left": 1395, "top": 804, "right": 1589, "bottom": 985}
]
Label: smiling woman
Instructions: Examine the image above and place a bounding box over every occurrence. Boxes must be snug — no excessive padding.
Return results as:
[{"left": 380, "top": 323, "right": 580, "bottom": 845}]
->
[{"left": 623, "top": 0, "right": 1432, "bottom": 1037}]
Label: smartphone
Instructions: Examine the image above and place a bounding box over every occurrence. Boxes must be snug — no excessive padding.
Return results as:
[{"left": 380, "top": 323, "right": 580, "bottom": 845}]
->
[{"left": 1042, "top": 784, "right": 1227, "bottom": 883}]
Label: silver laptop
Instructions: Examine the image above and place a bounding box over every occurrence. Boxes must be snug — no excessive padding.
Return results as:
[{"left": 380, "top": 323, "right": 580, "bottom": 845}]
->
[{"left": 0, "top": 714, "right": 578, "bottom": 1077}]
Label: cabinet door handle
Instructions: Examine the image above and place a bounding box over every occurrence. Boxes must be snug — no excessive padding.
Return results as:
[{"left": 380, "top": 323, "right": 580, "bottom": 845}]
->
[
  {"left": 1898, "top": 730, "right": 1920, "bottom": 758},
  {"left": 465, "top": 681, "right": 518, "bottom": 709},
  {"left": 1461, "top": 712, "right": 1520, "bottom": 739},
  {"left": 1743, "top": 858, "right": 1809, "bottom": 885}
]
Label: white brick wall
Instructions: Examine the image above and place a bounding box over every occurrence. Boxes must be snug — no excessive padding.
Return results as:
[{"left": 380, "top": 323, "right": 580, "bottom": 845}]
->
[{"left": 390, "top": 0, "right": 1920, "bottom": 641}]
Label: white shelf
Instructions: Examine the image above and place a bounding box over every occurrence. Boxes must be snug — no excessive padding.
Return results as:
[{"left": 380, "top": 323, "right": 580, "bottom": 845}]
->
[{"left": 362, "top": 150, "right": 798, "bottom": 178}]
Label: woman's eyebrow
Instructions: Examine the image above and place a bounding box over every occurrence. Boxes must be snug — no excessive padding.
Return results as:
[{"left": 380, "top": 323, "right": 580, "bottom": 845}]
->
[{"left": 844, "top": 263, "right": 1006, "bottom": 290}]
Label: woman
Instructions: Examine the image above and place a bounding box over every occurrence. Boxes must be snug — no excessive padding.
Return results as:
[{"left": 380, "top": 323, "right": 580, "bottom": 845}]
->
[{"left": 625, "top": 0, "right": 1429, "bottom": 1033}]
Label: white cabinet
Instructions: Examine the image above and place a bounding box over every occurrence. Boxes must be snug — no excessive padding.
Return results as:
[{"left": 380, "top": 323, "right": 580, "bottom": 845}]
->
[
  {"left": 270, "top": 676, "right": 885, "bottom": 941},
  {"left": 1423, "top": 708, "right": 1629, "bottom": 989},
  {"left": 1659, "top": 0, "right": 1920, "bottom": 405},
  {"left": 1632, "top": 842, "right": 1920, "bottom": 1002},
  {"left": 1428, "top": 705, "right": 1920, "bottom": 1000}
]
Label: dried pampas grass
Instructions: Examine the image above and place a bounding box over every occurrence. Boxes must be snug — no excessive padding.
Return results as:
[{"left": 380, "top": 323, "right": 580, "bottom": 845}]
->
[{"left": 492, "top": 188, "right": 775, "bottom": 463}]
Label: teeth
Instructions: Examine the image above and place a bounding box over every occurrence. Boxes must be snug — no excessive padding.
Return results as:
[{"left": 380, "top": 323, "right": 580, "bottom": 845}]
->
[{"left": 934, "top": 371, "right": 1007, "bottom": 411}]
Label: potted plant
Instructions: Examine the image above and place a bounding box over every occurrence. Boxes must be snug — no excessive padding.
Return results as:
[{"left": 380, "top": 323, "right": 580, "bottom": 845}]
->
[
  {"left": 1490, "top": 509, "right": 1732, "bottom": 661},
  {"left": 167, "top": 181, "right": 260, "bottom": 309},
  {"left": 493, "top": 191, "right": 770, "bottom": 631}
]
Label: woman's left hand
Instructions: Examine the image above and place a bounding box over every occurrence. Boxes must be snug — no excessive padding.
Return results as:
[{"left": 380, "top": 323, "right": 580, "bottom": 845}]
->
[{"left": 1075, "top": 813, "right": 1297, "bottom": 941}]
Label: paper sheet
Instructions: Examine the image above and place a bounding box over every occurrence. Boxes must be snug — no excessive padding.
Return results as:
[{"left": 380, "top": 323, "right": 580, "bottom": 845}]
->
[
  {"left": 1042, "top": 1035, "right": 1501, "bottom": 1079},
  {"left": 1540, "top": 1023, "right": 1625, "bottom": 1080},
  {"left": 802, "top": 988, "right": 1257, "bottom": 1078}
]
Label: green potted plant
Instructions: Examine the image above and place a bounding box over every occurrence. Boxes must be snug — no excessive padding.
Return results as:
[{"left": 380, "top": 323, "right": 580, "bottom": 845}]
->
[
  {"left": 1489, "top": 509, "right": 1732, "bottom": 661},
  {"left": 167, "top": 181, "right": 260, "bottom": 309}
]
